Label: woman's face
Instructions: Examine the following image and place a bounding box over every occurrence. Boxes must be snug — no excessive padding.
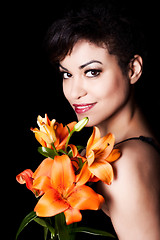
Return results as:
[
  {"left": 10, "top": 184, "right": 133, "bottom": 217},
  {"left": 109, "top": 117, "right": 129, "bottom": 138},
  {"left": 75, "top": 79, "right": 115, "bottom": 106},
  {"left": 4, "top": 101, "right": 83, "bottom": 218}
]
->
[{"left": 59, "top": 40, "right": 130, "bottom": 127}]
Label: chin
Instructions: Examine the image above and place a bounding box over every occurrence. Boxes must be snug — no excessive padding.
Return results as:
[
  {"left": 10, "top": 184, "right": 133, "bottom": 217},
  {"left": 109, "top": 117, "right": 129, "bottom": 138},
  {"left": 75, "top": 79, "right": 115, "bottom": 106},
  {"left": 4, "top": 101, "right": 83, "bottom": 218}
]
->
[{"left": 76, "top": 113, "right": 104, "bottom": 128}]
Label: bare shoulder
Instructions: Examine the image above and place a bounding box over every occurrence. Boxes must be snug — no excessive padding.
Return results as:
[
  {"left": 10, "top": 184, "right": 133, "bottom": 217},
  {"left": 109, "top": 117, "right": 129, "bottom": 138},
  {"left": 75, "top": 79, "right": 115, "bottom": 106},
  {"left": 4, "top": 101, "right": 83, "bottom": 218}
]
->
[
  {"left": 114, "top": 139, "right": 160, "bottom": 185},
  {"left": 99, "top": 139, "right": 160, "bottom": 240}
]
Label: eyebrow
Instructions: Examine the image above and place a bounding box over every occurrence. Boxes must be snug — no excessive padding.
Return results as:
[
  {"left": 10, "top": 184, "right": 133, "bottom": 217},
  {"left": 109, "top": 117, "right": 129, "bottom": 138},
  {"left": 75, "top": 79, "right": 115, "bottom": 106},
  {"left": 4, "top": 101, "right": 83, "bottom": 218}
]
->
[
  {"left": 79, "top": 60, "right": 103, "bottom": 69},
  {"left": 59, "top": 60, "right": 103, "bottom": 72},
  {"left": 59, "top": 64, "right": 68, "bottom": 71}
]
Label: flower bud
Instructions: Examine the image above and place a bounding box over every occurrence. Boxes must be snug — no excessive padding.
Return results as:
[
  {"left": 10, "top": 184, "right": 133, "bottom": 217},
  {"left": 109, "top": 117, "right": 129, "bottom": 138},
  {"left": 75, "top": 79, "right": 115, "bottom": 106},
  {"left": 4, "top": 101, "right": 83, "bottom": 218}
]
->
[{"left": 73, "top": 117, "right": 89, "bottom": 132}]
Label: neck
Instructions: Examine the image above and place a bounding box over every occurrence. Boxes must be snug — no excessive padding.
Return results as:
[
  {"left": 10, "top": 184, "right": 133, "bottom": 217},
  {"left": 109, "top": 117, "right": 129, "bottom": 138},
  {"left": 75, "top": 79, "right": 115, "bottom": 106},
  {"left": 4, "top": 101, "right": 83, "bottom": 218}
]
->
[{"left": 96, "top": 97, "right": 139, "bottom": 143}]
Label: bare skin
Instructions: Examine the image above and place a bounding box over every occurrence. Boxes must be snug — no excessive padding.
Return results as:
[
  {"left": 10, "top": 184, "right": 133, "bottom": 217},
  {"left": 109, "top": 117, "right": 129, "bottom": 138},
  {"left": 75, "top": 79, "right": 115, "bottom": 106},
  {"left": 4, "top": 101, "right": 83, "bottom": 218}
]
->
[
  {"left": 97, "top": 102, "right": 160, "bottom": 239},
  {"left": 59, "top": 40, "right": 160, "bottom": 239}
]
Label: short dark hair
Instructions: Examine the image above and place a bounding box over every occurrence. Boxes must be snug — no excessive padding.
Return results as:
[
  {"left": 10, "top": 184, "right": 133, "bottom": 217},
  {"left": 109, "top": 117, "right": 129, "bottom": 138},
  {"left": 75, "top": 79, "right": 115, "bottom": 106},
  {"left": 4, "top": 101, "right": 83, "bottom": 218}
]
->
[{"left": 45, "top": 0, "right": 147, "bottom": 75}]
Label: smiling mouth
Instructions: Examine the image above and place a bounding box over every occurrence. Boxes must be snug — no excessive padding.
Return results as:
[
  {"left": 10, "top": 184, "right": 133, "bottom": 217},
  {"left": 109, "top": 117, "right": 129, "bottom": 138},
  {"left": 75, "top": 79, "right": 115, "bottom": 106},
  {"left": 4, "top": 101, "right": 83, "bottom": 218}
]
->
[{"left": 73, "top": 103, "right": 97, "bottom": 114}]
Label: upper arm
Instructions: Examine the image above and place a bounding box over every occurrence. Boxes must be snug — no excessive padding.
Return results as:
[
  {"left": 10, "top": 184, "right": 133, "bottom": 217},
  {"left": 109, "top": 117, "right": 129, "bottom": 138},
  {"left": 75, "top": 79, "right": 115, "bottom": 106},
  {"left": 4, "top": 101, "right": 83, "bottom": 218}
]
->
[{"left": 100, "top": 141, "right": 160, "bottom": 240}]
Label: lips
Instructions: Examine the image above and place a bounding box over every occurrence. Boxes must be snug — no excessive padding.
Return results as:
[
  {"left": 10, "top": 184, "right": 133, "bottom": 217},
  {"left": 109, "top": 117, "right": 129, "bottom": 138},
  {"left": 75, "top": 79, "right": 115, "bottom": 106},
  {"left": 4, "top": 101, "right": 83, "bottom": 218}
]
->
[{"left": 73, "top": 103, "right": 97, "bottom": 114}]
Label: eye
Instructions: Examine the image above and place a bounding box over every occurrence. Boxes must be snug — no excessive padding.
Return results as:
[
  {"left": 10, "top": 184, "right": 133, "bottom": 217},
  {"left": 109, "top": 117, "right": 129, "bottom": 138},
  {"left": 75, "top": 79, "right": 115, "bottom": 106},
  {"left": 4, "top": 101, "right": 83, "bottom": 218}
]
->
[
  {"left": 85, "top": 69, "right": 102, "bottom": 78},
  {"left": 61, "top": 72, "right": 72, "bottom": 79}
]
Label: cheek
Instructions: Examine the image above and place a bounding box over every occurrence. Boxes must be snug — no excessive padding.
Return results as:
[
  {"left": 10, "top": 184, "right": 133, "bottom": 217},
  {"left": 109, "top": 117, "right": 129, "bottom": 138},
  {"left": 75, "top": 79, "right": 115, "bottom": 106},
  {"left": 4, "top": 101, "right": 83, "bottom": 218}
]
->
[
  {"left": 92, "top": 74, "right": 129, "bottom": 102},
  {"left": 62, "top": 81, "right": 70, "bottom": 101},
  {"left": 86, "top": 75, "right": 130, "bottom": 126}
]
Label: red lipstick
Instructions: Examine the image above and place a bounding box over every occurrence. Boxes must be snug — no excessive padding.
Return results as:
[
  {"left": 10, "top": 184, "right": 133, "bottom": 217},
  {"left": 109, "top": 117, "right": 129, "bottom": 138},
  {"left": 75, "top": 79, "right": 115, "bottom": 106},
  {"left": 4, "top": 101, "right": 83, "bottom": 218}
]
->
[{"left": 73, "top": 103, "right": 97, "bottom": 114}]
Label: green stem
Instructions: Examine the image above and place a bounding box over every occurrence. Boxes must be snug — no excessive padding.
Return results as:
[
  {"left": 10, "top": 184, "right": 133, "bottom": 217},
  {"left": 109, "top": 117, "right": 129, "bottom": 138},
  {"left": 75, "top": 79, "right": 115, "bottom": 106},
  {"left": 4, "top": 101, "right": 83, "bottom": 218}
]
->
[
  {"left": 54, "top": 213, "right": 70, "bottom": 240},
  {"left": 64, "top": 117, "right": 89, "bottom": 153},
  {"left": 65, "top": 131, "right": 74, "bottom": 152}
]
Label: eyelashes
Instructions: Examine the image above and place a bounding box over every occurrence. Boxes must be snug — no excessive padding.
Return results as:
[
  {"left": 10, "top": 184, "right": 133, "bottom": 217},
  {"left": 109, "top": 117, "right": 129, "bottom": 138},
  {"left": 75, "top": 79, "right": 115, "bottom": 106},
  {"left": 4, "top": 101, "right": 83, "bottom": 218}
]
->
[
  {"left": 61, "top": 72, "right": 72, "bottom": 79},
  {"left": 85, "top": 69, "right": 102, "bottom": 78},
  {"left": 60, "top": 69, "right": 102, "bottom": 79}
]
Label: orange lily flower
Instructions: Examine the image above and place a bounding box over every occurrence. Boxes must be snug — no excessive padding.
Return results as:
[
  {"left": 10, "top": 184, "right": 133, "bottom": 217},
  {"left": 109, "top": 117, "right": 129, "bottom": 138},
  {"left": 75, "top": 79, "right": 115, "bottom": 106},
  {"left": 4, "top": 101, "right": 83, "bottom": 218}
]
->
[
  {"left": 67, "top": 144, "right": 86, "bottom": 173},
  {"left": 16, "top": 169, "right": 43, "bottom": 197},
  {"left": 54, "top": 122, "right": 77, "bottom": 150},
  {"left": 85, "top": 127, "right": 121, "bottom": 185},
  {"left": 33, "top": 155, "right": 104, "bottom": 225},
  {"left": 31, "top": 114, "right": 57, "bottom": 147},
  {"left": 16, "top": 158, "right": 55, "bottom": 197},
  {"left": 31, "top": 114, "right": 76, "bottom": 150}
]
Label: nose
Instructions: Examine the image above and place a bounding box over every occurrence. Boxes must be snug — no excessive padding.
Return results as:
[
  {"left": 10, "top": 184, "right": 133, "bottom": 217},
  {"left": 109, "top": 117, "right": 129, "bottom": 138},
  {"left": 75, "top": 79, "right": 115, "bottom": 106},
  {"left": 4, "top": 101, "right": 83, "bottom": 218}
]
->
[{"left": 70, "top": 77, "right": 87, "bottom": 100}]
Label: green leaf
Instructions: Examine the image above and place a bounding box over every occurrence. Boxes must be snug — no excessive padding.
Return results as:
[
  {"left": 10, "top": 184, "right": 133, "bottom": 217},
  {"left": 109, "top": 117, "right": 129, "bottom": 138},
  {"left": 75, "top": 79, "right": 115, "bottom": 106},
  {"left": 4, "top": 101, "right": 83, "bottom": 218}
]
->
[
  {"left": 58, "top": 149, "right": 67, "bottom": 155},
  {"left": 34, "top": 217, "right": 48, "bottom": 227},
  {"left": 70, "top": 227, "right": 116, "bottom": 238},
  {"left": 77, "top": 157, "right": 84, "bottom": 169},
  {"left": 67, "top": 148, "right": 73, "bottom": 158},
  {"left": 45, "top": 221, "right": 55, "bottom": 237},
  {"left": 38, "top": 147, "right": 56, "bottom": 159},
  {"left": 66, "top": 125, "right": 71, "bottom": 134},
  {"left": 34, "top": 218, "right": 55, "bottom": 238},
  {"left": 15, "top": 211, "right": 37, "bottom": 240},
  {"left": 67, "top": 145, "right": 84, "bottom": 158},
  {"left": 44, "top": 227, "right": 49, "bottom": 240},
  {"left": 76, "top": 145, "right": 85, "bottom": 152}
]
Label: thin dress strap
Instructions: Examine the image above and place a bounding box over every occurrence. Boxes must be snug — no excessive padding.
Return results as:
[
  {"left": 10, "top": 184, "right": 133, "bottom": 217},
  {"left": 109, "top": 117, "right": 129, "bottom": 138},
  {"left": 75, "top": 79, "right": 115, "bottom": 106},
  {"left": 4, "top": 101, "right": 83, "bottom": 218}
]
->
[{"left": 114, "top": 136, "right": 160, "bottom": 154}]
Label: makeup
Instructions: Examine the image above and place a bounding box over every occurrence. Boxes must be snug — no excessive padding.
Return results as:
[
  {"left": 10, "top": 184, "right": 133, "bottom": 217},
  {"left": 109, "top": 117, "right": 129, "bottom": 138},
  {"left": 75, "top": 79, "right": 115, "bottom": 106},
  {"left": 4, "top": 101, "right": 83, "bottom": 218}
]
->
[{"left": 73, "top": 103, "right": 97, "bottom": 114}]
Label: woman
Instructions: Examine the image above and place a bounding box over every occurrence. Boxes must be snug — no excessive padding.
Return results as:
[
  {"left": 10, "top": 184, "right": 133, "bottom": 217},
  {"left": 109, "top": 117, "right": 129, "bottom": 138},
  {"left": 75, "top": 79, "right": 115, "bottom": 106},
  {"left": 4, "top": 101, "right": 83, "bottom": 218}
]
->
[{"left": 45, "top": 1, "right": 160, "bottom": 239}]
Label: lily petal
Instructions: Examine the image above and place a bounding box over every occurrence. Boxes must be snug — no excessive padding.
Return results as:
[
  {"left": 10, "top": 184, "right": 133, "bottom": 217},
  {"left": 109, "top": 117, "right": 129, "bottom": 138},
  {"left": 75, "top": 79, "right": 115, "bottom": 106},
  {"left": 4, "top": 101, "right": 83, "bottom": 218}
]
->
[
  {"left": 16, "top": 169, "right": 33, "bottom": 191},
  {"left": 86, "top": 127, "right": 100, "bottom": 154},
  {"left": 31, "top": 128, "right": 53, "bottom": 144},
  {"left": 92, "top": 133, "right": 115, "bottom": 158},
  {"left": 34, "top": 189, "right": 69, "bottom": 217},
  {"left": 64, "top": 208, "right": 82, "bottom": 225},
  {"left": 67, "top": 121, "right": 77, "bottom": 132},
  {"left": 76, "top": 162, "right": 91, "bottom": 187},
  {"left": 42, "top": 124, "right": 57, "bottom": 143},
  {"left": 55, "top": 122, "right": 77, "bottom": 150},
  {"left": 51, "top": 155, "right": 75, "bottom": 195},
  {"left": 68, "top": 185, "right": 104, "bottom": 210},
  {"left": 107, "top": 148, "right": 121, "bottom": 163},
  {"left": 89, "top": 160, "right": 114, "bottom": 185},
  {"left": 33, "top": 158, "right": 54, "bottom": 179},
  {"left": 33, "top": 176, "right": 52, "bottom": 192},
  {"left": 68, "top": 144, "right": 78, "bottom": 157},
  {"left": 30, "top": 128, "right": 47, "bottom": 147},
  {"left": 87, "top": 150, "right": 95, "bottom": 166}
]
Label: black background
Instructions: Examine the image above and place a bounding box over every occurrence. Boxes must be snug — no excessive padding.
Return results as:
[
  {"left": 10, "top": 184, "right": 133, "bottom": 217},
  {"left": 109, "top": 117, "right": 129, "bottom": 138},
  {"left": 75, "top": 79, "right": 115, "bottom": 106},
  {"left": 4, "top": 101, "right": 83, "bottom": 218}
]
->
[{"left": 14, "top": 1, "right": 159, "bottom": 239}]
